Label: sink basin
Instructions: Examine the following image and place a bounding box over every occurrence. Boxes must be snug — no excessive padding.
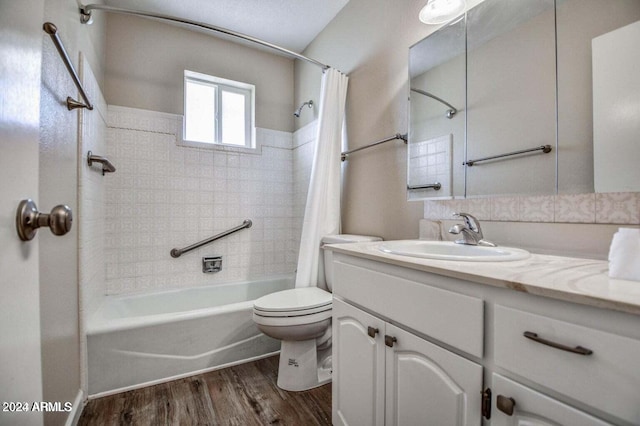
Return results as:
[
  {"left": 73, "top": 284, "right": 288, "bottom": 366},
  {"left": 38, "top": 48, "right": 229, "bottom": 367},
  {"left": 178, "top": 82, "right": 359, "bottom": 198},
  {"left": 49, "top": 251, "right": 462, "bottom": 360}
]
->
[{"left": 377, "top": 240, "right": 530, "bottom": 262}]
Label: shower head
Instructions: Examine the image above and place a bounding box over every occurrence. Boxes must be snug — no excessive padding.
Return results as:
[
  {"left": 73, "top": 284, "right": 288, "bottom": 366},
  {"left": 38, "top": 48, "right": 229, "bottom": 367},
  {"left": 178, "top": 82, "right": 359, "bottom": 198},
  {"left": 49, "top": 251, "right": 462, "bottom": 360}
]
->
[{"left": 294, "top": 100, "right": 313, "bottom": 117}]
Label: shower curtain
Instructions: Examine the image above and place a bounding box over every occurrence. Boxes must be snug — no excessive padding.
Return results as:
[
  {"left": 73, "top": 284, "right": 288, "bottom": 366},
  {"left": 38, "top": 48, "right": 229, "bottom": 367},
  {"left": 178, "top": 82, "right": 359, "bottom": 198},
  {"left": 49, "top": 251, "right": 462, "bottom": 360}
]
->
[{"left": 294, "top": 68, "right": 349, "bottom": 288}]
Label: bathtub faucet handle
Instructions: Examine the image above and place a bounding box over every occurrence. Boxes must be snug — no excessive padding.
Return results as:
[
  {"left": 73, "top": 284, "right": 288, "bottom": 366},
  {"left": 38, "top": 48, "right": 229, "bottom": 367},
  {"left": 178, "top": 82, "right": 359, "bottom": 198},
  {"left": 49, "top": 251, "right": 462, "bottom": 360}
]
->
[{"left": 203, "top": 256, "right": 223, "bottom": 273}]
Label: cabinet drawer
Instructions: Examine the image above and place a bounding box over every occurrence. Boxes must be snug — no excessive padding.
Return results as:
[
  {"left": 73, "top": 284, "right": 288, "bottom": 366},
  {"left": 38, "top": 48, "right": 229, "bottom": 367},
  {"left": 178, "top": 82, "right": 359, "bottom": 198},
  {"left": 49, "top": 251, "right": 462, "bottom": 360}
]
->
[
  {"left": 492, "top": 374, "right": 612, "bottom": 426},
  {"left": 333, "top": 261, "right": 483, "bottom": 357},
  {"left": 494, "top": 305, "right": 640, "bottom": 425}
]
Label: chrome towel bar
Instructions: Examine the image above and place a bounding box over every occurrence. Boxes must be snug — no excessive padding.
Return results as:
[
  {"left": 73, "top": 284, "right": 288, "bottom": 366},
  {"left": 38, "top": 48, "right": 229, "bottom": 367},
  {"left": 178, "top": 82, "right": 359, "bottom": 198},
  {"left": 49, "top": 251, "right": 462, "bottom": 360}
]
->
[
  {"left": 341, "top": 133, "right": 407, "bottom": 161},
  {"left": 407, "top": 182, "right": 442, "bottom": 191},
  {"left": 171, "top": 219, "right": 252, "bottom": 258},
  {"left": 87, "top": 151, "right": 116, "bottom": 175},
  {"left": 464, "top": 144, "right": 552, "bottom": 167},
  {"left": 43, "top": 22, "right": 93, "bottom": 111}
]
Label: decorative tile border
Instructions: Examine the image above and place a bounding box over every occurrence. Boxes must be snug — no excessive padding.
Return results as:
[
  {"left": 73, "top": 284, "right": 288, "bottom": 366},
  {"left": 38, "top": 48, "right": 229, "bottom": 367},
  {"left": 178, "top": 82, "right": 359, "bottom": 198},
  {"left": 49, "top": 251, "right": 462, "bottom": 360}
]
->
[{"left": 425, "top": 192, "right": 640, "bottom": 225}]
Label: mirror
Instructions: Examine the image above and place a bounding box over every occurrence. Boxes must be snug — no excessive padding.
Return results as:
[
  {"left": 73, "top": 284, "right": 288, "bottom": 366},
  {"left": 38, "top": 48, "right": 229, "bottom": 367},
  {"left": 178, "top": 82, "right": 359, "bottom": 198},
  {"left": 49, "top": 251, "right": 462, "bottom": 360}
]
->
[
  {"left": 408, "top": 16, "right": 466, "bottom": 200},
  {"left": 556, "top": 0, "right": 640, "bottom": 193},
  {"left": 466, "top": 0, "right": 556, "bottom": 197},
  {"left": 408, "top": 0, "right": 640, "bottom": 200}
]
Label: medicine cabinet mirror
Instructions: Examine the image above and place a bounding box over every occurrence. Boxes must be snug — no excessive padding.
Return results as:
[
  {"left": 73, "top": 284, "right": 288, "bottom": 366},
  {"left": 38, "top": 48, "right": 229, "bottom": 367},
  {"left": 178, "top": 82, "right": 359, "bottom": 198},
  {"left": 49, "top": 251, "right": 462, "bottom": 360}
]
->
[{"left": 408, "top": 0, "right": 640, "bottom": 200}]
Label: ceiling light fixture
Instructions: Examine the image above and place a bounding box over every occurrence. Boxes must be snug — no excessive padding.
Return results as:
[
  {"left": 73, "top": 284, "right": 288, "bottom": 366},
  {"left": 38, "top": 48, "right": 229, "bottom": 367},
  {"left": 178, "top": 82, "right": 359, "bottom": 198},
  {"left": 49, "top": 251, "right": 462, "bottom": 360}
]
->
[{"left": 419, "top": 0, "right": 466, "bottom": 25}]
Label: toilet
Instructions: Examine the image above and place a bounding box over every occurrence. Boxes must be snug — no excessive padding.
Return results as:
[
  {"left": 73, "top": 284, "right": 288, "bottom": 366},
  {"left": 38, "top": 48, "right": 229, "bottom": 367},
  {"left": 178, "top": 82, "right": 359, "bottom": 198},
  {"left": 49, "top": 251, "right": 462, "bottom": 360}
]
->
[{"left": 253, "top": 234, "right": 382, "bottom": 391}]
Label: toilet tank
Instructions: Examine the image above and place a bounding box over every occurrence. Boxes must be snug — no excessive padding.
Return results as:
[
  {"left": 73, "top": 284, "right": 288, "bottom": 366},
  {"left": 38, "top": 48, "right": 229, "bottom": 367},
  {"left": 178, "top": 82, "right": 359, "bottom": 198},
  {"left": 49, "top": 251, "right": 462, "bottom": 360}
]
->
[{"left": 322, "top": 234, "right": 382, "bottom": 291}]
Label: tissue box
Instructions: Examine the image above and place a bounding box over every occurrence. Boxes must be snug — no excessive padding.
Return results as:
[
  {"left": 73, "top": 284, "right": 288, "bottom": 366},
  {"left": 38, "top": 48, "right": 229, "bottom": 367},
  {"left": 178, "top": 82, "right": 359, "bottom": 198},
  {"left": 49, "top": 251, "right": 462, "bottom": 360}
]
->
[{"left": 608, "top": 228, "right": 640, "bottom": 282}]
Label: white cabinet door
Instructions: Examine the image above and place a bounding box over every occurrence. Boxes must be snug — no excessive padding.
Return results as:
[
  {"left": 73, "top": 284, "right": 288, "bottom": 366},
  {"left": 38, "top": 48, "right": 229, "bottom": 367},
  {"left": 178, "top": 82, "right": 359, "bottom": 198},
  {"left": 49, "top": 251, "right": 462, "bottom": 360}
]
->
[
  {"left": 492, "top": 374, "right": 613, "bottom": 426},
  {"left": 385, "top": 324, "right": 483, "bottom": 426},
  {"left": 332, "top": 298, "right": 386, "bottom": 426}
]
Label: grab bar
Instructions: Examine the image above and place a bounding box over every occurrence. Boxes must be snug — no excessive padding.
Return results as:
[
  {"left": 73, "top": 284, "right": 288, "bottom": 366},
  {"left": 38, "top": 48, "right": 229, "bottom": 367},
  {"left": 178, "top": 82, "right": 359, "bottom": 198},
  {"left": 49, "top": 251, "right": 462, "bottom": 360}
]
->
[
  {"left": 411, "top": 88, "right": 457, "bottom": 119},
  {"left": 170, "top": 219, "right": 252, "bottom": 258},
  {"left": 341, "top": 133, "right": 407, "bottom": 161},
  {"left": 407, "top": 182, "right": 441, "bottom": 191},
  {"left": 87, "top": 151, "right": 116, "bottom": 175},
  {"left": 43, "top": 22, "right": 94, "bottom": 111},
  {"left": 464, "top": 145, "right": 552, "bottom": 167}
]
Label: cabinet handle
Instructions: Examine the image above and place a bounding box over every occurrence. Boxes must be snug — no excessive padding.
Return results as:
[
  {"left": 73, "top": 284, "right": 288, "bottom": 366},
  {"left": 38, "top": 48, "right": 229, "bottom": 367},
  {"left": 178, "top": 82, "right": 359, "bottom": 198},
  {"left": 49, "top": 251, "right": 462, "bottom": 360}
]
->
[
  {"left": 384, "top": 335, "right": 397, "bottom": 347},
  {"left": 367, "top": 326, "right": 379, "bottom": 338},
  {"left": 523, "top": 331, "right": 593, "bottom": 356},
  {"left": 496, "top": 395, "right": 516, "bottom": 416}
]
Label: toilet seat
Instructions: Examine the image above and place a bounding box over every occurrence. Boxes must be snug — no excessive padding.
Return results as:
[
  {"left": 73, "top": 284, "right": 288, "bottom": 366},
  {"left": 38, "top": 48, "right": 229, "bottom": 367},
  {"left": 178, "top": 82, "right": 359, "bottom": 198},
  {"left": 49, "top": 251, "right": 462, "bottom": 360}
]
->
[
  {"left": 252, "top": 309, "right": 332, "bottom": 327},
  {"left": 253, "top": 287, "right": 332, "bottom": 318}
]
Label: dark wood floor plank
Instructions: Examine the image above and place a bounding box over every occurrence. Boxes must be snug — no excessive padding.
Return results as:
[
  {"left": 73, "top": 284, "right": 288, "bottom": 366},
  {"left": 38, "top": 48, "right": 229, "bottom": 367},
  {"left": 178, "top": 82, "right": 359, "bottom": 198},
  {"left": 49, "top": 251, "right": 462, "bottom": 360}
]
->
[{"left": 78, "top": 355, "right": 331, "bottom": 426}]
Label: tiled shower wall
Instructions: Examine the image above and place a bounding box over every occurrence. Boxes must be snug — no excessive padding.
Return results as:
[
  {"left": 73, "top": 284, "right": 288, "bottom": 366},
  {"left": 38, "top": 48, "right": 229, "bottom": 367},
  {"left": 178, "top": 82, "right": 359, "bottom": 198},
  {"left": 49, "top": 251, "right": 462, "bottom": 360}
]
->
[
  {"left": 104, "top": 106, "right": 315, "bottom": 295},
  {"left": 292, "top": 120, "right": 318, "bottom": 244}
]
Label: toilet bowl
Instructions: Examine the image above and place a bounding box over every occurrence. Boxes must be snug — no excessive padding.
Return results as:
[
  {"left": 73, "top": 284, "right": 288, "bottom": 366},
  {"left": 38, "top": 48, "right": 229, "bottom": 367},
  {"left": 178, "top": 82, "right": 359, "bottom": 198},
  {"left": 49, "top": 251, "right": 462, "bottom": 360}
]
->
[{"left": 253, "top": 234, "right": 382, "bottom": 391}]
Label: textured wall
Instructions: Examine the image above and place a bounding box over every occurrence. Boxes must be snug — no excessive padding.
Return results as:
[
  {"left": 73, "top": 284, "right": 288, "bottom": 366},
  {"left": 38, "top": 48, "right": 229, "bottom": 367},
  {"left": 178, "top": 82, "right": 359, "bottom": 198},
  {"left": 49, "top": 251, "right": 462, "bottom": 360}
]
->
[
  {"left": 38, "top": 28, "right": 82, "bottom": 425},
  {"left": 38, "top": 0, "right": 107, "bottom": 418},
  {"left": 104, "top": 14, "right": 295, "bottom": 132}
]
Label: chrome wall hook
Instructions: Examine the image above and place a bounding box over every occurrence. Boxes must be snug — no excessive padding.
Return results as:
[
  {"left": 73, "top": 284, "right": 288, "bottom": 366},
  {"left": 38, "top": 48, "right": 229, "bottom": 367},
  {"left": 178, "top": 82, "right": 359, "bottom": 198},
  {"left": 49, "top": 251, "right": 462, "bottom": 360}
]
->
[{"left": 16, "top": 199, "right": 73, "bottom": 241}]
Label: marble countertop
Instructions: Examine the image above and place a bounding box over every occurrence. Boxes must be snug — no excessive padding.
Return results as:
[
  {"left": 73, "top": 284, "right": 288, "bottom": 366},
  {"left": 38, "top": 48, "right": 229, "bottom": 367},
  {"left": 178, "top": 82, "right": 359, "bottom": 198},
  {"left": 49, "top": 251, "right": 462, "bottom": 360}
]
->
[{"left": 327, "top": 241, "right": 640, "bottom": 316}]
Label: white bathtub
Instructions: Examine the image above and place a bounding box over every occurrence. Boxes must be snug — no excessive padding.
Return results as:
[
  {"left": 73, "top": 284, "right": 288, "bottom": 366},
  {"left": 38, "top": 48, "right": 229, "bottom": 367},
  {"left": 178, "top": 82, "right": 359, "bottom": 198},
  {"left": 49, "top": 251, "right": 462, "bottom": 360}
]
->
[{"left": 87, "top": 275, "right": 294, "bottom": 396}]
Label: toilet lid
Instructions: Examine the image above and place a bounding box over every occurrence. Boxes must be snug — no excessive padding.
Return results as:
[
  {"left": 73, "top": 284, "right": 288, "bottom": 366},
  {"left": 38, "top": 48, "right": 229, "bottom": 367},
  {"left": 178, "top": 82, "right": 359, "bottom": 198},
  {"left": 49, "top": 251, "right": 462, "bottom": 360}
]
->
[{"left": 253, "top": 287, "right": 332, "bottom": 314}]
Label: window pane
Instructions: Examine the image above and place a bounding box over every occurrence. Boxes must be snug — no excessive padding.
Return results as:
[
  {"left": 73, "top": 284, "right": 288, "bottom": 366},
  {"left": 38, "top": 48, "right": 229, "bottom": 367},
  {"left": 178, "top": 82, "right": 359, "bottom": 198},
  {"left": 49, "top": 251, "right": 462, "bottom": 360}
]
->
[
  {"left": 185, "top": 80, "right": 216, "bottom": 143},
  {"left": 221, "top": 90, "right": 246, "bottom": 146}
]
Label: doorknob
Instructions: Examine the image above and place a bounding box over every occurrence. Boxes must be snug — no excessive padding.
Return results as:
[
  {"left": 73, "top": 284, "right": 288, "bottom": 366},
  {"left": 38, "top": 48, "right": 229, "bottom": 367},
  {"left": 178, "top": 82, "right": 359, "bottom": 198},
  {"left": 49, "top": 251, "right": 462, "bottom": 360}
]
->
[{"left": 16, "top": 199, "right": 73, "bottom": 241}]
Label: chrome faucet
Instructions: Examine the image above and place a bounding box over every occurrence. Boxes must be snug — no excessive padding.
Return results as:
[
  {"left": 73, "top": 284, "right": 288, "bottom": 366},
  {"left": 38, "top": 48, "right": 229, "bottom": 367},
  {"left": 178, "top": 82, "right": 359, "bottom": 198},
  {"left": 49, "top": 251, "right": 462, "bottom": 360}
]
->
[{"left": 448, "top": 212, "right": 496, "bottom": 246}]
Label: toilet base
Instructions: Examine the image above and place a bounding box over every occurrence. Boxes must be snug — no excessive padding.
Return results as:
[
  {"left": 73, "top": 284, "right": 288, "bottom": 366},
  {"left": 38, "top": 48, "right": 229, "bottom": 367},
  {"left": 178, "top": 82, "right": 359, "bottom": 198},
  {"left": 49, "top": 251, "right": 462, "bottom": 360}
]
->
[{"left": 276, "top": 339, "right": 332, "bottom": 391}]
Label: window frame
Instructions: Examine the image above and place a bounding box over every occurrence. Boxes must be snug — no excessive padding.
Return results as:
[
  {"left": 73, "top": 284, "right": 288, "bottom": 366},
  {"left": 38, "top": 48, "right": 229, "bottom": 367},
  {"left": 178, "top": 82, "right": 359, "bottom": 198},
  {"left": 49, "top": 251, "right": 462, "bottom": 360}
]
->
[{"left": 181, "top": 70, "right": 256, "bottom": 150}]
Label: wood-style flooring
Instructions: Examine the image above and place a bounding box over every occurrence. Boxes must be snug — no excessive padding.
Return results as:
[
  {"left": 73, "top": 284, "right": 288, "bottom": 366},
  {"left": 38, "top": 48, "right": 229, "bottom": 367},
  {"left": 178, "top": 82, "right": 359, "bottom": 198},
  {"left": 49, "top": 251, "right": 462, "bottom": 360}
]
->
[{"left": 78, "top": 355, "right": 331, "bottom": 426}]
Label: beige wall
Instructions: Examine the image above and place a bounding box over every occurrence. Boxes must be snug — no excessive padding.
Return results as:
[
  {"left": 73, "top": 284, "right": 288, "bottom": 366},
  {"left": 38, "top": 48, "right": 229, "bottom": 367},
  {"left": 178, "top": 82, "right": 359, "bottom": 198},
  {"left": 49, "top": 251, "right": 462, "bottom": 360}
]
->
[
  {"left": 294, "top": 0, "right": 483, "bottom": 240},
  {"left": 104, "top": 14, "right": 295, "bottom": 132}
]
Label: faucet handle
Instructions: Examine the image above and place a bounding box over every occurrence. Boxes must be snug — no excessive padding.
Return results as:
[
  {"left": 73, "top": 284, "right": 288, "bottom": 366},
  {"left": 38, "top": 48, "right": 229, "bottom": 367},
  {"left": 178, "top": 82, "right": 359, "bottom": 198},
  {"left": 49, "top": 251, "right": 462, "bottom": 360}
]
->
[{"left": 452, "top": 212, "right": 478, "bottom": 232}]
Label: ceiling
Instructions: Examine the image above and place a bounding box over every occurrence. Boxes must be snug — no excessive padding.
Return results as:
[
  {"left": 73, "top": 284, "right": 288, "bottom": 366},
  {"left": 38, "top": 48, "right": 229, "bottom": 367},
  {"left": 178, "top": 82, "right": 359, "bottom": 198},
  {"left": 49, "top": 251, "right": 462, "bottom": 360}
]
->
[{"left": 102, "top": 0, "right": 350, "bottom": 52}]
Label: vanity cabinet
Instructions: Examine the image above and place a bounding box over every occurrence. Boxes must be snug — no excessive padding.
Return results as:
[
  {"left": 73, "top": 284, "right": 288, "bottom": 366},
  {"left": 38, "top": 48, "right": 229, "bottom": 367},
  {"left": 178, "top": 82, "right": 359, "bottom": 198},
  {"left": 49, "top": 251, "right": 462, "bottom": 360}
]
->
[
  {"left": 332, "top": 298, "right": 483, "bottom": 426},
  {"left": 331, "top": 251, "right": 640, "bottom": 426},
  {"left": 494, "top": 305, "right": 640, "bottom": 424}
]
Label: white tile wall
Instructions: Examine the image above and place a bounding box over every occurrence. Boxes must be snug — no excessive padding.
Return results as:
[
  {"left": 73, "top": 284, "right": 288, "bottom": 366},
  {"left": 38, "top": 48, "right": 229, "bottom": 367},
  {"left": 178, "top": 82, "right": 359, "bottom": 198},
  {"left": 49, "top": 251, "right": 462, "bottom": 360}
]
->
[
  {"left": 104, "top": 106, "right": 315, "bottom": 295},
  {"left": 408, "top": 134, "right": 453, "bottom": 199},
  {"left": 425, "top": 192, "right": 640, "bottom": 224},
  {"left": 293, "top": 120, "right": 318, "bottom": 243}
]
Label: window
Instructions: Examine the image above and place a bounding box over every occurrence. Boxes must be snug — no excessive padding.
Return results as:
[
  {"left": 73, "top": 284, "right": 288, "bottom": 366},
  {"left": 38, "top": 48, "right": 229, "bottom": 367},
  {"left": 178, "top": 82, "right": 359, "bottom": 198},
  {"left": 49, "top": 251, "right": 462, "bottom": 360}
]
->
[{"left": 183, "top": 70, "right": 255, "bottom": 149}]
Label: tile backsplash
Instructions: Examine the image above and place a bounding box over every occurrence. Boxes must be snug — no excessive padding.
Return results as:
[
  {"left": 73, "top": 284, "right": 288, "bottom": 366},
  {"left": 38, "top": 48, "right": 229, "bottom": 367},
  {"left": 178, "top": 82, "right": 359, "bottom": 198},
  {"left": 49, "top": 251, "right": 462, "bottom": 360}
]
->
[
  {"left": 424, "top": 192, "right": 640, "bottom": 224},
  {"left": 104, "top": 106, "right": 315, "bottom": 295}
]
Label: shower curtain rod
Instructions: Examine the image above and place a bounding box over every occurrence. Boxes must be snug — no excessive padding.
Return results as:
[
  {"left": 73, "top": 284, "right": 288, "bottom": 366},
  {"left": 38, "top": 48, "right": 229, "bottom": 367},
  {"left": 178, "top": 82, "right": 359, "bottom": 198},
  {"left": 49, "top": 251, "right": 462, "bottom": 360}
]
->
[
  {"left": 79, "top": 4, "right": 330, "bottom": 70},
  {"left": 410, "top": 88, "right": 457, "bottom": 119}
]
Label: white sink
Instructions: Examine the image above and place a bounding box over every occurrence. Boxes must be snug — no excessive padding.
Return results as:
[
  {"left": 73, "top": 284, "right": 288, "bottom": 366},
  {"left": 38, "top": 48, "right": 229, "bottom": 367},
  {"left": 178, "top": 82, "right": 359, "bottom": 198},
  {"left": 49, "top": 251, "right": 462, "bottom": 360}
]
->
[{"left": 377, "top": 240, "right": 530, "bottom": 262}]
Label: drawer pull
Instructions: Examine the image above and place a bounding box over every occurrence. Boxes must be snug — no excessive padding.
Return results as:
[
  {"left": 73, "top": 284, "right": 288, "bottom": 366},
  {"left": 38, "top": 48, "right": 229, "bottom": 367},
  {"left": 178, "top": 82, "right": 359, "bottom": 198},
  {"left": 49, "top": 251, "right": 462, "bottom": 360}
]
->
[
  {"left": 367, "top": 326, "right": 379, "bottom": 338},
  {"left": 497, "top": 395, "right": 516, "bottom": 416},
  {"left": 385, "top": 335, "right": 397, "bottom": 347},
  {"left": 523, "top": 331, "right": 593, "bottom": 356}
]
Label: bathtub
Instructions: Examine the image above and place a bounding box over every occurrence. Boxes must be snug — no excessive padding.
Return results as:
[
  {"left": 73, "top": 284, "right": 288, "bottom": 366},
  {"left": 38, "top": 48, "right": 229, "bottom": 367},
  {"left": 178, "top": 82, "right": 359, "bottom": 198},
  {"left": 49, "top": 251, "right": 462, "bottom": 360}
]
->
[{"left": 87, "top": 275, "right": 294, "bottom": 396}]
